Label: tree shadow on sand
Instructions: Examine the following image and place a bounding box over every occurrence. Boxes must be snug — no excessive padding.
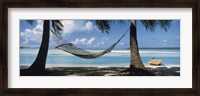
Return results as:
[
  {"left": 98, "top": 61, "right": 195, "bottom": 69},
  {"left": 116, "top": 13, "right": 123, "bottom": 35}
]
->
[{"left": 20, "top": 66, "right": 180, "bottom": 76}]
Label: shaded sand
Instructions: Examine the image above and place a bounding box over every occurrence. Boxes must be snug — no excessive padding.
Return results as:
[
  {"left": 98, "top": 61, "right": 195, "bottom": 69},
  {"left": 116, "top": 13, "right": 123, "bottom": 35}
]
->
[{"left": 20, "top": 66, "right": 180, "bottom": 76}]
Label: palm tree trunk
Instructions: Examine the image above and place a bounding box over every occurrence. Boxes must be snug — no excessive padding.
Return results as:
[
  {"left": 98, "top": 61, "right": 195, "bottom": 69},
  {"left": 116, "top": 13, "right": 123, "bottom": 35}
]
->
[
  {"left": 130, "top": 20, "right": 145, "bottom": 69},
  {"left": 29, "top": 20, "right": 50, "bottom": 72}
]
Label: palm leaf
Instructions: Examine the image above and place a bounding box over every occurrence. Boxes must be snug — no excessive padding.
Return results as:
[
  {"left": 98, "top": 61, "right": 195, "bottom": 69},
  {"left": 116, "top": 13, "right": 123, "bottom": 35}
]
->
[
  {"left": 140, "top": 20, "right": 157, "bottom": 32},
  {"left": 113, "top": 20, "right": 126, "bottom": 25},
  {"left": 95, "top": 20, "right": 111, "bottom": 34},
  {"left": 158, "top": 20, "right": 172, "bottom": 31},
  {"left": 50, "top": 29, "right": 62, "bottom": 39},
  {"left": 52, "top": 20, "right": 64, "bottom": 38},
  {"left": 26, "top": 20, "right": 35, "bottom": 25}
]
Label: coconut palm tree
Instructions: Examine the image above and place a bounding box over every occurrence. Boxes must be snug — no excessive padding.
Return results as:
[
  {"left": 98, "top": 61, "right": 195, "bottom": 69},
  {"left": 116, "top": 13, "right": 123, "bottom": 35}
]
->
[
  {"left": 95, "top": 20, "right": 172, "bottom": 75},
  {"left": 26, "top": 20, "right": 64, "bottom": 73},
  {"left": 25, "top": 20, "right": 112, "bottom": 74},
  {"left": 25, "top": 20, "right": 171, "bottom": 76}
]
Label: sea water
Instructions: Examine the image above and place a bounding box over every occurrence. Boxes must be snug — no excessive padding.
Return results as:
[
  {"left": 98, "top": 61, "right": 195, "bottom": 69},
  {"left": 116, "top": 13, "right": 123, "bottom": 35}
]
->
[{"left": 20, "top": 48, "right": 180, "bottom": 67}]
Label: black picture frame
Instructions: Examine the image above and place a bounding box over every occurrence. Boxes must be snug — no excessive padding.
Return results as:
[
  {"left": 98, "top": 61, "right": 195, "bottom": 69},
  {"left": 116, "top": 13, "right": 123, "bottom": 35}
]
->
[{"left": 1, "top": 0, "right": 199, "bottom": 96}]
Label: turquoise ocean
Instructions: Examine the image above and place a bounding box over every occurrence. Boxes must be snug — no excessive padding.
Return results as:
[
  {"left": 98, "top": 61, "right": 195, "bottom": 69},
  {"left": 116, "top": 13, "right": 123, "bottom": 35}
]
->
[{"left": 20, "top": 48, "right": 180, "bottom": 67}]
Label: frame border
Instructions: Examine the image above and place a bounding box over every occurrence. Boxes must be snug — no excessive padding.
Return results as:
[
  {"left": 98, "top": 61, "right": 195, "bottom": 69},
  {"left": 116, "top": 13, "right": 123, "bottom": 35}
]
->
[{"left": 1, "top": 0, "right": 199, "bottom": 95}]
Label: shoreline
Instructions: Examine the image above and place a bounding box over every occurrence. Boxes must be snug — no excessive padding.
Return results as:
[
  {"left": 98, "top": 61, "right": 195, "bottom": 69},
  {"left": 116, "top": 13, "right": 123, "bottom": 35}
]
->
[{"left": 20, "top": 65, "right": 180, "bottom": 76}]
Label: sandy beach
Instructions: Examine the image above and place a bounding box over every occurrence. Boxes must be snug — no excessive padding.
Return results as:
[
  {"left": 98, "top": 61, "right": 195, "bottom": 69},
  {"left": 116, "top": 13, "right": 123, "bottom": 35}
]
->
[{"left": 20, "top": 65, "right": 180, "bottom": 76}]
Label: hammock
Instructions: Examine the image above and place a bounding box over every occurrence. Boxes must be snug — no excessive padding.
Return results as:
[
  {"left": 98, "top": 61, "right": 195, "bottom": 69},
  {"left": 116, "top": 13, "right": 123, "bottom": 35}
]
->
[{"left": 55, "top": 29, "right": 129, "bottom": 59}]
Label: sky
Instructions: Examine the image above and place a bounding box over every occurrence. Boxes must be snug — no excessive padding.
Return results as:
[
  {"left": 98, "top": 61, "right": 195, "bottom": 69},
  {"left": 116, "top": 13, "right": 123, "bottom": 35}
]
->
[{"left": 20, "top": 20, "right": 180, "bottom": 49}]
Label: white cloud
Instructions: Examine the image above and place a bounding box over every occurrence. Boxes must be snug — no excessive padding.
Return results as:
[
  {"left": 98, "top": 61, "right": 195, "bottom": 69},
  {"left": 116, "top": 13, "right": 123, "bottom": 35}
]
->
[
  {"left": 103, "top": 37, "right": 109, "bottom": 41},
  {"left": 20, "top": 20, "right": 97, "bottom": 47},
  {"left": 84, "top": 21, "right": 93, "bottom": 31},
  {"left": 98, "top": 42, "right": 105, "bottom": 46},
  {"left": 119, "top": 42, "right": 125, "bottom": 45},
  {"left": 60, "top": 20, "right": 95, "bottom": 37},
  {"left": 87, "top": 37, "right": 95, "bottom": 45},
  {"left": 163, "top": 40, "right": 168, "bottom": 45},
  {"left": 60, "top": 20, "right": 75, "bottom": 35},
  {"left": 71, "top": 37, "right": 95, "bottom": 46},
  {"left": 92, "top": 41, "right": 105, "bottom": 47},
  {"left": 80, "top": 38, "right": 87, "bottom": 44},
  {"left": 20, "top": 20, "right": 43, "bottom": 46},
  {"left": 93, "top": 37, "right": 109, "bottom": 47}
]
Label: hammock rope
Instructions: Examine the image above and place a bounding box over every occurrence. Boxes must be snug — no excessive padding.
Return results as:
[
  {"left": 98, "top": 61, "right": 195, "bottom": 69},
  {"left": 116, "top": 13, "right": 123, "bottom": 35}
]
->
[{"left": 55, "top": 28, "right": 130, "bottom": 59}]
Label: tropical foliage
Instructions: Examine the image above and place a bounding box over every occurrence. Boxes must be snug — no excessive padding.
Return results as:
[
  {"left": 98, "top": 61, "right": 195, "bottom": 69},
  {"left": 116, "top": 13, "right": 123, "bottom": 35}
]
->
[{"left": 26, "top": 20, "right": 172, "bottom": 75}]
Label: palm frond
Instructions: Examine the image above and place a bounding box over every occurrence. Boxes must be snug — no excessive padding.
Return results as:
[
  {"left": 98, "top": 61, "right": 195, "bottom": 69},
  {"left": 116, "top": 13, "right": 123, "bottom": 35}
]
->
[
  {"left": 158, "top": 20, "right": 172, "bottom": 31},
  {"left": 95, "top": 20, "right": 111, "bottom": 34},
  {"left": 118, "top": 20, "right": 126, "bottom": 24},
  {"left": 50, "top": 29, "right": 62, "bottom": 39},
  {"left": 26, "top": 20, "right": 35, "bottom": 25},
  {"left": 140, "top": 20, "right": 157, "bottom": 32},
  {"left": 113, "top": 20, "right": 126, "bottom": 25},
  {"left": 52, "top": 20, "right": 64, "bottom": 38}
]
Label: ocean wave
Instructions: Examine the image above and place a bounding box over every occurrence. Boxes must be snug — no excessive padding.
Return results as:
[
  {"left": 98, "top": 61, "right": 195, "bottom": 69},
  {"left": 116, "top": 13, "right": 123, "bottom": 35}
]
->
[
  {"left": 139, "top": 51, "right": 180, "bottom": 54},
  {"left": 20, "top": 49, "right": 180, "bottom": 56}
]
